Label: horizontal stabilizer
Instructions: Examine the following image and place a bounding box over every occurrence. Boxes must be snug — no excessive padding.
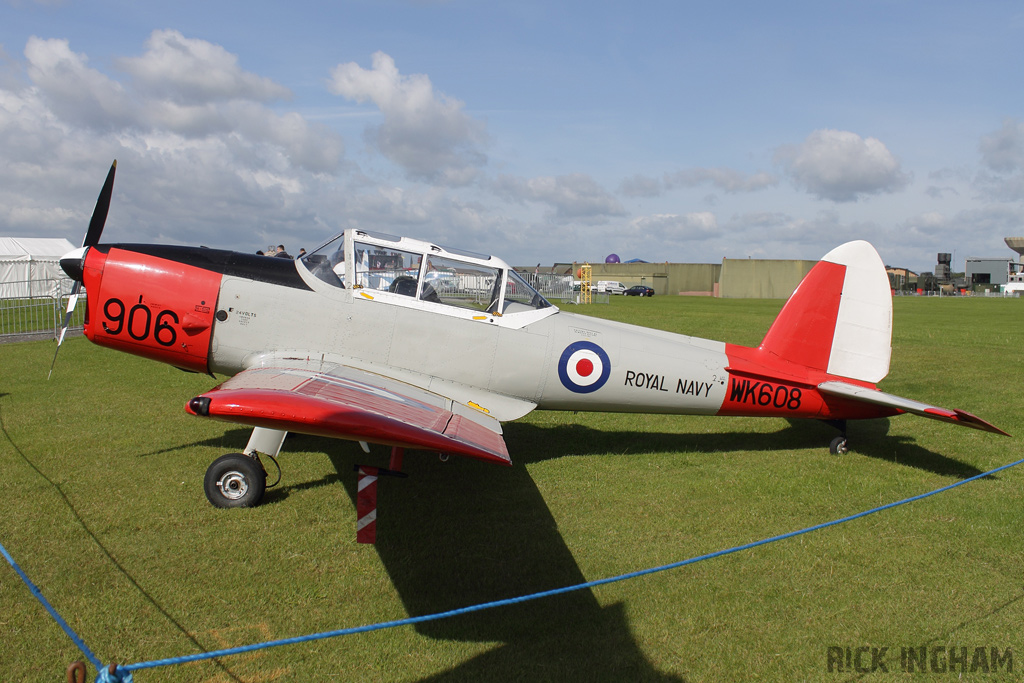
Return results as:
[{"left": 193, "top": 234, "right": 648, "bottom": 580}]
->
[{"left": 818, "top": 381, "right": 1009, "bottom": 436}]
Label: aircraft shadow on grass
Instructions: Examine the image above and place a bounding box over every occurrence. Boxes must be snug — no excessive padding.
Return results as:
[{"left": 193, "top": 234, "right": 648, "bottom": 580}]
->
[
  {"left": 331, "top": 422, "right": 987, "bottom": 681},
  {"left": 326, "top": 444, "right": 685, "bottom": 682},
  {"left": 504, "top": 418, "right": 987, "bottom": 479},
  {"left": 132, "top": 419, "right": 991, "bottom": 680},
  {"left": 138, "top": 416, "right": 987, "bottom": 482},
  {"left": 269, "top": 420, "right": 989, "bottom": 680}
]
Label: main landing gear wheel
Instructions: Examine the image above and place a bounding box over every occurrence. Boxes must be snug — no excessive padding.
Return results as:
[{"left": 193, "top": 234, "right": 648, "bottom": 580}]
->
[
  {"left": 204, "top": 453, "right": 266, "bottom": 508},
  {"left": 829, "top": 436, "right": 849, "bottom": 455}
]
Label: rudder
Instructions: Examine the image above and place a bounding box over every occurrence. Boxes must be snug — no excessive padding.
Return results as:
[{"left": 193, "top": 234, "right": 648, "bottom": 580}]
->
[{"left": 759, "top": 241, "right": 892, "bottom": 383}]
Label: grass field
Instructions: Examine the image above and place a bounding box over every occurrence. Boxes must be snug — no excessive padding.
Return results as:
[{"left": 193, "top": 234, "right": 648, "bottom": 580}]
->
[{"left": 1, "top": 296, "right": 1021, "bottom": 682}]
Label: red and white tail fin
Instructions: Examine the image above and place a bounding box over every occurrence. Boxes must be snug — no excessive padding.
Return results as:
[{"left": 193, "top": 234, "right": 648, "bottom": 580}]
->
[{"left": 759, "top": 241, "right": 892, "bottom": 383}]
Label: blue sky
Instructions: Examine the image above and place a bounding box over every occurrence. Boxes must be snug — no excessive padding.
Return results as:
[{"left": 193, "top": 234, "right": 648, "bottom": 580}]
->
[{"left": 1, "top": 0, "right": 1023, "bottom": 272}]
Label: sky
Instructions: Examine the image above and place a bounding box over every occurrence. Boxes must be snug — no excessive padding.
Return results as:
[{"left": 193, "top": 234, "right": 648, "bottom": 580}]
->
[{"left": 1, "top": 0, "right": 1023, "bottom": 273}]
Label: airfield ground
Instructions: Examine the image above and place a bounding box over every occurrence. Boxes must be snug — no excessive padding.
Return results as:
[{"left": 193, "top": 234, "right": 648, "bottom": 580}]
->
[{"left": 1, "top": 296, "right": 1021, "bottom": 681}]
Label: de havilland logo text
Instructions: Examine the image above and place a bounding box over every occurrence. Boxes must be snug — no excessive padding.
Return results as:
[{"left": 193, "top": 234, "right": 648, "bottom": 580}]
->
[{"left": 827, "top": 645, "right": 1012, "bottom": 674}]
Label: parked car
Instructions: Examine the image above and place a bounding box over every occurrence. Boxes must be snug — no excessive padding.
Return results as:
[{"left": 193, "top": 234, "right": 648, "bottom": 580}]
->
[
  {"left": 596, "top": 280, "right": 626, "bottom": 294},
  {"left": 624, "top": 285, "right": 655, "bottom": 297}
]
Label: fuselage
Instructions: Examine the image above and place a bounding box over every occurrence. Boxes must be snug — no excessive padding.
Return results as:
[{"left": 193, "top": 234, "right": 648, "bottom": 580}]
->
[{"left": 68, "top": 233, "right": 892, "bottom": 429}]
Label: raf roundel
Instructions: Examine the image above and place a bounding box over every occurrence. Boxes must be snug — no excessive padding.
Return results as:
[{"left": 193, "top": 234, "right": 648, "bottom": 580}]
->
[{"left": 558, "top": 341, "right": 611, "bottom": 393}]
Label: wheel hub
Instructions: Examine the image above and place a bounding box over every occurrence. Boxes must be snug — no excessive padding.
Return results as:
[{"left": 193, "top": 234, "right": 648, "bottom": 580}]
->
[{"left": 216, "top": 470, "right": 249, "bottom": 500}]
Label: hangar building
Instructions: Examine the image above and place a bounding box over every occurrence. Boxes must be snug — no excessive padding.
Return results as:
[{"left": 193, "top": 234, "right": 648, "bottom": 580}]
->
[
  {"left": 543, "top": 258, "right": 818, "bottom": 299},
  {"left": 965, "top": 258, "right": 1014, "bottom": 287}
]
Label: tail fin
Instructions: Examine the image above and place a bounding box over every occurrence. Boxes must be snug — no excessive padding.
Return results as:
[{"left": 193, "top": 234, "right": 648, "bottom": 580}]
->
[{"left": 759, "top": 241, "right": 892, "bottom": 383}]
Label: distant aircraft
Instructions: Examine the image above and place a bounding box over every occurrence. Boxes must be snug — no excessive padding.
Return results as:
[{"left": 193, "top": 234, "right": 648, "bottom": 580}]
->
[{"left": 55, "top": 162, "right": 1007, "bottom": 517}]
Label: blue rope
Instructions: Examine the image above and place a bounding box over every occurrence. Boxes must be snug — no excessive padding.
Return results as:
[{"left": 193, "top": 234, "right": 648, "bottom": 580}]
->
[
  {"left": 117, "top": 455, "right": 1024, "bottom": 674},
  {"left": 5, "top": 455, "right": 1022, "bottom": 679},
  {"left": 0, "top": 540, "right": 104, "bottom": 671}
]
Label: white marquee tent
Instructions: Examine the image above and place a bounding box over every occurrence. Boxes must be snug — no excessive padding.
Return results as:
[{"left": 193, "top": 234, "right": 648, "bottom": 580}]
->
[{"left": 0, "top": 237, "right": 76, "bottom": 298}]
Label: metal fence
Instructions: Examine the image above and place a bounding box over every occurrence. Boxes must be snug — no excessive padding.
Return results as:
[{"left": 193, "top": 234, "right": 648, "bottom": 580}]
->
[
  {"left": 520, "top": 273, "right": 610, "bottom": 304},
  {"left": 893, "top": 289, "right": 1022, "bottom": 298},
  {"left": 0, "top": 279, "right": 85, "bottom": 342}
]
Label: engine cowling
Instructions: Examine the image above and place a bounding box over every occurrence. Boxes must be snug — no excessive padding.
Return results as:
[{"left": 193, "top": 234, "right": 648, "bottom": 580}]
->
[{"left": 81, "top": 246, "right": 221, "bottom": 373}]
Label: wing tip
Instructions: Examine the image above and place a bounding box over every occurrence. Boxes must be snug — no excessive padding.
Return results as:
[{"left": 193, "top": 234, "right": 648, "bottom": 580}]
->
[
  {"left": 954, "top": 409, "right": 1010, "bottom": 437},
  {"left": 820, "top": 381, "right": 1009, "bottom": 437}
]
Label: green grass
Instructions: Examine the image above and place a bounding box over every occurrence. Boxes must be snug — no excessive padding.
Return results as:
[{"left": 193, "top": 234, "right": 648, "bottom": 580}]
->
[{"left": 1, "top": 296, "right": 1021, "bottom": 681}]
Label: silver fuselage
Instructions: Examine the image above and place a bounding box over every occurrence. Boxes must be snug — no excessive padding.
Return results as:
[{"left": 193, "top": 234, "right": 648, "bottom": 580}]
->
[{"left": 208, "top": 266, "right": 730, "bottom": 422}]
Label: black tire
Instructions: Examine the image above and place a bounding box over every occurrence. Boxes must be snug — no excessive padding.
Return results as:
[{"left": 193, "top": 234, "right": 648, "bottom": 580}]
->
[
  {"left": 829, "top": 436, "right": 849, "bottom": 456},
  {"left": 204, "top": 453, "right": 266, "bottom": 508}
]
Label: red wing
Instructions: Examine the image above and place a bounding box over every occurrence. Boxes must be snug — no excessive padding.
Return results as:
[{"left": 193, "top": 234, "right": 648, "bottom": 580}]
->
[
  {"left": 818, "top": 381, "right": 1009, "bottom": 436},
  {"left": 186, "top": 365, "right": 510, "bottom": 465}
]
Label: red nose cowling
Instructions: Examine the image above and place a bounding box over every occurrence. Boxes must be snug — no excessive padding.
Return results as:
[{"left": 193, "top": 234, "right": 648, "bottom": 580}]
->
[{"left": 80, "top": 247, "right": 221, "bottom": 373}]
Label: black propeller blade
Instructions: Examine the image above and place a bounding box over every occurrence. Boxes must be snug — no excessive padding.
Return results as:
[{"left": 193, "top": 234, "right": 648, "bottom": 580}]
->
[
  {"left": 84, "top": 160, "right": 116, "bottom": 248},
  {"left": 49, "top": 160, "right": 117, "bottom": 379}
]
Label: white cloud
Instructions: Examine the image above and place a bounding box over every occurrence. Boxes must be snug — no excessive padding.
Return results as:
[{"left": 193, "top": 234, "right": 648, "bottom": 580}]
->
[
  {"left": 25, "top": 37, "right": 135, "bottom": 130},
  {"left": 619, "top": 168, "right": 777, "bottom": 198},
  {"left": 342, "top": 185, "right": 499, "bottom": 250},
  {"left": 1, "top": 29, "right": 1015, "bottom": 274},
  {"left": 493, "top": 173, "right": 626, "bottom": 222},
  {"left": 974, "top": 119, "right": 1024, "bottom": 202},
  {"left": 925, "top": 185, "right": 958, "bottom": 199},
  {"left": 118, "top": 30, "right": 291, "bottom": 105},
  {"left": 726, "top": 211, "right": 877, "bottom": 249},
  {"left": 775, "top": 129, "right": 911, "bottom": 202},
  {"left": 16, "top": 33, "right": 343, "bottom": 174},
  {"left": 979, "top": 118, "right": 1024, "bottom": 173},
  {"left": 619, "top": 173, "right": 662, "bottom": 198},
  {"left": 328, "top": 51, "right": 486, "bottom": 186},
  {"left": 627, "top": 212, "right": 718, "bottom": 241},
  {"left": 897, "top": 206, "right": 1024, "bottom": 248},
  {"left": 0, "top": 32, "right": 346, "bottom": 248},
  {"left": 664, "top": 167, "right": 778, "bottom": 194}
]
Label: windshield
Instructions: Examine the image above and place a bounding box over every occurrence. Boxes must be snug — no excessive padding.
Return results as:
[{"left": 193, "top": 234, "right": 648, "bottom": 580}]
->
[
  {"left": 502, "top": 269, "right": 551, "bottom": 312},
  {"left": 301, "top": 232, "right": 552, "bottom": 315},
  {"left": 301, "top": 234, "right": 346, "bottom": 287}
]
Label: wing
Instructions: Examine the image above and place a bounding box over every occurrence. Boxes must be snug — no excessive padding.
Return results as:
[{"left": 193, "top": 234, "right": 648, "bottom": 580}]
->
[
  {"left": 818, "top": 381, "right": 1009, "bottom": 436},
  {"left": 186, "top": 364, "right": 511, "bottom": 465}
]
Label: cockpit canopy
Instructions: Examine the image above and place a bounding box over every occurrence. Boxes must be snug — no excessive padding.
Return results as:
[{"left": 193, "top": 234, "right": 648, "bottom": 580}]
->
[{"left": 301, "top": 230, "right": 552, "bottom": 315}]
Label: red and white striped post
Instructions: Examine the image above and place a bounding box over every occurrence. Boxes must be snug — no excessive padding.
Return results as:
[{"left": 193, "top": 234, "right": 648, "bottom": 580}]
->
[
  {"left": 355, "top": 448, "right": 406, "bottom": 544},
  {"left": 356, "top": 465, "right": 379, "bottom": 544}
]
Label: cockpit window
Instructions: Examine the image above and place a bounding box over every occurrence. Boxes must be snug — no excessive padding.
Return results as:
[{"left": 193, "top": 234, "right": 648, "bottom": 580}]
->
[
  {"left": 354, "top": 242, "right": 423, "bottom": 294},
  {"left": 503, "top": 269, "right": 552, "bottom": 312},
  {"left": 302, "top": 233, "right": 553, "bottom": 316},
  {"left": 302, "top": 234, "right": 346, "bottom": 287},
  {"left": 422, "top": 255, "right": 501, "bottom": 311}
]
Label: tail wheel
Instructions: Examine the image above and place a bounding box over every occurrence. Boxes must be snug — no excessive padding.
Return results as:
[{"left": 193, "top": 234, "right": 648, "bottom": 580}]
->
[
  {"left": 204, "top": 453, "right": 266, "bottom": 508},
  {"left": 829, "top": 436, "right": 849, "bottom": 455}
]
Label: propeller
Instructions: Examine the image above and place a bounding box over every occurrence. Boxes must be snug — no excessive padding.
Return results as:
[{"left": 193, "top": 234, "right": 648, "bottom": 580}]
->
[{"left": 48, "top": 160, "right": 117, "bottom": 379}]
